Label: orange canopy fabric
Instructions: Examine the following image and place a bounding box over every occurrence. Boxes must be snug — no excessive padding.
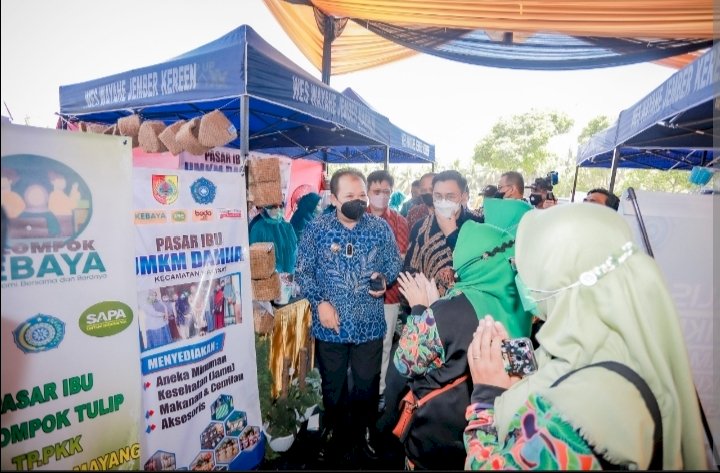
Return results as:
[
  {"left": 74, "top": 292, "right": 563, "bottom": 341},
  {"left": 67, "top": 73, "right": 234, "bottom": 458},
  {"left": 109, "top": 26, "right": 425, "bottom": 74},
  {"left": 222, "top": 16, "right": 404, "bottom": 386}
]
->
[
  {"left": 263, "top": 0, "right": 713, "bottom": 75},
  {"left": 309, "top": 0, "right": 713, "bottom": 38},
  {"left": 264, "top": 0, "right": 417, "bottom": 75}
]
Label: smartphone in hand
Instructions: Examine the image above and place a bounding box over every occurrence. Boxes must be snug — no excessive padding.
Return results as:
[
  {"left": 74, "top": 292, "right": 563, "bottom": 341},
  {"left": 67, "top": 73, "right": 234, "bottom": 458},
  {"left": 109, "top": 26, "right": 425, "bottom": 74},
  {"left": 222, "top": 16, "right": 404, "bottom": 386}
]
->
[
  {"left": 500, "top": 337, "right": 538, "bottom": 377},
  {"left": 369, "top": 274, "right": 386, "bottom": 291}
]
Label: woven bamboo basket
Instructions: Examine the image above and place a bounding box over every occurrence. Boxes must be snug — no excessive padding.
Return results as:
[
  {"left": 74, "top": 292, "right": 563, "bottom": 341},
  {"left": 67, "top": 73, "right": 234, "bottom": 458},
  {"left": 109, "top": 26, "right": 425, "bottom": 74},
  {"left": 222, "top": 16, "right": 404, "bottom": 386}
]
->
[
  {"left": 118, "top": 114, "right": 141, "bottom": 137},
  {"left": 250, "top": 243, "right": 276, "bottom": 280},
  {"left": 248, "top": 180, "right": 283, "bottom": 208},
  {"left": 87, "top": 123, "right": 108, "bottom": 134},
  {"left": 248, "top": 157, "right": 281, "bottom": 184},
  {"left": 199, "top": 110, "right": 237, "bottom": 148},
  {"left": 139, "top": 120, "right": 168, "bottom": 153},
  {"left": 176, "top": 117, "right": 210, "bottom": 156},
  {"left": 103, "top": 124, "right": 121, "bottom": 136},
  {"left": 158, "top": 120, "right": 187, "bottom": 155},
  {"left": 252, "top": 272, "right": 281, "bottom": 301},
  {"left": 253, "top": 306, "right": 275, "bottom": 335}
]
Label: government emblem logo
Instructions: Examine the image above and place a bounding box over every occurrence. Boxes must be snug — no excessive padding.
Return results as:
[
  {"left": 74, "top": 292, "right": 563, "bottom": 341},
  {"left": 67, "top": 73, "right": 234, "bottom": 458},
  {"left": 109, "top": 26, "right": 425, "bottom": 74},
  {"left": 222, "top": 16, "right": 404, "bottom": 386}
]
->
[
  {"left": 13, "top": 314, "right": 66, "bottom": 354},
  {"left": 190, "top": 177, "right": 217, "bottom": 205},
  {"left": 152, "top": 175, "right": 179, "bottom": 205}
]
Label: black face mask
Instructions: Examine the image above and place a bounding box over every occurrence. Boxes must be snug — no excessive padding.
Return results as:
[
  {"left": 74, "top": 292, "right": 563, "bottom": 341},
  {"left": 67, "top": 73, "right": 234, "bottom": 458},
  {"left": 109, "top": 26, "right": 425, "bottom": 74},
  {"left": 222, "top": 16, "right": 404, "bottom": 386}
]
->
[
  {"left": 340, "top": 199, "right": 367, "bottom": 221},
  {"left": 420, "top": 193, "right": 434, "bottom": 206},
  {"left": 493, "top": 191, "right": 506, "bottom": 199}
]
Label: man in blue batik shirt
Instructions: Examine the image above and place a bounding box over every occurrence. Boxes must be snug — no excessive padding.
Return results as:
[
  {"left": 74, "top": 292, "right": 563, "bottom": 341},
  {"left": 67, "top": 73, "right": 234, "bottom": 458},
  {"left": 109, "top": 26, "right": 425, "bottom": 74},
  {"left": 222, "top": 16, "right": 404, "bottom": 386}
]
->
[{"left": 296, "top": 168, "right": 402, "bottom": 464}]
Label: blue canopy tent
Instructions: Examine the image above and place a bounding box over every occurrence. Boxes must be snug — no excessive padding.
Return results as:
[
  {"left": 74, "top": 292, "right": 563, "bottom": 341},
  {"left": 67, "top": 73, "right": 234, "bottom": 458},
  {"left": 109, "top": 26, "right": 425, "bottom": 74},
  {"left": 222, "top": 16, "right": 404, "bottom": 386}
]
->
[
  {"left": 271, "top": 87, "right": 436, "bottom": 165},
  {"left": 578, "top": 122, "right": 714, "bottom": 170},
  {"left": 574, "top": 43, "right": 719, "bottom": 196},
  {"left": 341, "top": 87, "right": 435, "bottom": 165},
  {"left": 58, "top": 25, "right": 433, "bottom": 165}
]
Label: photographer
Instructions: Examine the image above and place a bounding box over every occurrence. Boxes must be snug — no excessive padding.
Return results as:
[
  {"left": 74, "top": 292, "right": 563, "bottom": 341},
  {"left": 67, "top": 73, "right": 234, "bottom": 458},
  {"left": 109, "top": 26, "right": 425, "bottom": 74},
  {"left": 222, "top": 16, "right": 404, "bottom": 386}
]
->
[{"left": 528, "top": 174, "right": 557, "bottom": 210}]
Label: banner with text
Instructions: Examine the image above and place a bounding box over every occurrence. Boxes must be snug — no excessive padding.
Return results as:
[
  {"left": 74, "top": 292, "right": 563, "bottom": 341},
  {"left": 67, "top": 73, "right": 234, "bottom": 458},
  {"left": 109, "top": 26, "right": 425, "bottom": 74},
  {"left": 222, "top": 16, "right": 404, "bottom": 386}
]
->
[
  {"left": 1, "top": 123, "right": 142, "bottom": 470},
  {"left": 133, "top": 166, "right": 262, "bottom": 470}
]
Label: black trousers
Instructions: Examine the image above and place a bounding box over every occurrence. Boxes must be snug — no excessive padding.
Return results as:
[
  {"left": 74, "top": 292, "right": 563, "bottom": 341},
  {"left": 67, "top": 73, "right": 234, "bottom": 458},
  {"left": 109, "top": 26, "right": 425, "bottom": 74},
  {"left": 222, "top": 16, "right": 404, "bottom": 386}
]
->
[{"left": 315, "top": 338, "right": 382, "bottom": 442}]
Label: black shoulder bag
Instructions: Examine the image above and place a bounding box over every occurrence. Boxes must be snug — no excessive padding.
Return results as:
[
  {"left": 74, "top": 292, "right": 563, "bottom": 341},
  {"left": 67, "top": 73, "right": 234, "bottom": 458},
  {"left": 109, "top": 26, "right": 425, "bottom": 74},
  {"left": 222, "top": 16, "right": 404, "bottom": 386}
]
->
[{"left": 551, "top": 361, "right": 663, "bottom": 471}]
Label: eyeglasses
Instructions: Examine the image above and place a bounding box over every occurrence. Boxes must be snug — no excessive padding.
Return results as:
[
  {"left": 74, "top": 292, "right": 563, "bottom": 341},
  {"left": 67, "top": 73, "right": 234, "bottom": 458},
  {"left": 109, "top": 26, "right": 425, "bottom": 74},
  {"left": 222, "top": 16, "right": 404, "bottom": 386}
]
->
[{"left": 264, "top": 204, "right": 284, "bottom": 210}]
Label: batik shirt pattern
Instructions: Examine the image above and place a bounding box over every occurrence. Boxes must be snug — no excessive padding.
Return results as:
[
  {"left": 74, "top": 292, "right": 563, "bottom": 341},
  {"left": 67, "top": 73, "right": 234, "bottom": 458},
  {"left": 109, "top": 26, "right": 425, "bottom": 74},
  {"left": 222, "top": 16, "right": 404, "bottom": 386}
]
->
[{"left": 296, "top": 212, "right": 402, "bottom": 344}]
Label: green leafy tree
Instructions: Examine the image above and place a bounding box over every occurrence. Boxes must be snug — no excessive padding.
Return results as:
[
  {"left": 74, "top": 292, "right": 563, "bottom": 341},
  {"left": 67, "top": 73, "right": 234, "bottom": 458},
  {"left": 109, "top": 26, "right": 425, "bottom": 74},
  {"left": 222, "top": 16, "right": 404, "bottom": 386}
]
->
[
  {"left": 472, "top": 110, "right": 573, "bottom": 178},
  {"left": 578, "top": 115, "right": 611, "bottom": 144}
]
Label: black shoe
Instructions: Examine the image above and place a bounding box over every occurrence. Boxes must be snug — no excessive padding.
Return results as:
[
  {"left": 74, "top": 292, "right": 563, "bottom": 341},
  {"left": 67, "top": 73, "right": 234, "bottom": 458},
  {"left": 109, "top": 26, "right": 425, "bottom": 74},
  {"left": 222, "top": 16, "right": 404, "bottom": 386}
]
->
[
  {"left": 317, "top": 428, "right": 335, "bottom": 462},
  {"left": 359, "top": 428, "right": 380, "bottom": 461}
]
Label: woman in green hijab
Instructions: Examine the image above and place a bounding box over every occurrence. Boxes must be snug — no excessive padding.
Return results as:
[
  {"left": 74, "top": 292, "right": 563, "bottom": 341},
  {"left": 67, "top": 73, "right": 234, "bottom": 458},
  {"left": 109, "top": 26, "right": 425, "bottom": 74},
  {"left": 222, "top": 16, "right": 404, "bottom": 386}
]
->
[
  {"left": 387, "top": 199, "right": 533, "bottom": 470},
  {"left": 464, "top": 203, "right": 707, "bottom": 470}
]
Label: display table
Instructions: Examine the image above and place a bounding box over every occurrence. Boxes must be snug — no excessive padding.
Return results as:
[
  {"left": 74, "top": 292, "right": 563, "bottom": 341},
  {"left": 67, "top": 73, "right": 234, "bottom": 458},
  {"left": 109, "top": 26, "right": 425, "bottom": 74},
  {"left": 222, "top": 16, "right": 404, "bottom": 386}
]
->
[{"left": 269, "top": 298, "right": 313, "bottom": 398}]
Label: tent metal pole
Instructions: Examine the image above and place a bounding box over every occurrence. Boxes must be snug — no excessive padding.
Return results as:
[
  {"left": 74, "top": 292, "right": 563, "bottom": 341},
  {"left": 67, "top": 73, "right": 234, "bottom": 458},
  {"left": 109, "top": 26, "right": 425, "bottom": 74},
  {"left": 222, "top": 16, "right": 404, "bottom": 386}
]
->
[
  {"left": 240, "top": 94, "right": 250, "bottom": 159},
  {"left": 384, "top": 146, "right": 390, "bottom": 171},
  {"left": 570, "top": 165, "right": 579, "bottom": 202},
  {"left": 608, "top": 147, "right": 620, "bottom": 194},
  {"left": 321, "top": 16, "right": 333, "bottom": 85}
]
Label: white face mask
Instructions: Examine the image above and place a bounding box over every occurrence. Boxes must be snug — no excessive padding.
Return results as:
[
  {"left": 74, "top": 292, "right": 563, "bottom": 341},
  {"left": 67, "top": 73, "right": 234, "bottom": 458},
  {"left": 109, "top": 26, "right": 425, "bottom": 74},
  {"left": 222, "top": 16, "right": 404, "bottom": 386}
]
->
[
  {"left": 434, "top": 199, "right": 460, "bottom": 219},
  {"left": 369, "top": 193, "right": 390, "bottom": 210}
]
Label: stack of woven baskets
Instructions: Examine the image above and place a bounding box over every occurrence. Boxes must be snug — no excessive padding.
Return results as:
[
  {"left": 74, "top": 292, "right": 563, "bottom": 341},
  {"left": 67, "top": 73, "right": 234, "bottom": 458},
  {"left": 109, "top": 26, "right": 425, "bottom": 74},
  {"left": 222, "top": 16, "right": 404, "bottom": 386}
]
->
[
  {"left": 251, "top": 243, "right": 280, "bottom": 334},
  {"left": 75, "top": 109, "right": 237, "bottom": 156},
  {"left": 247, "top": 156, "right": 283, "bottom": 208}
]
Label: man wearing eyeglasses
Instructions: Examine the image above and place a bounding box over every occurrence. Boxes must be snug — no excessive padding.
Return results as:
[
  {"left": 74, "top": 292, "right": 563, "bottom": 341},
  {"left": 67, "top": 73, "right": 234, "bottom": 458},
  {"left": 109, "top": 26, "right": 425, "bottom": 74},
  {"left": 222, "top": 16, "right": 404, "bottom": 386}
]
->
[{"left": 404, "top": 170, "right": 484, "bottom": 298}]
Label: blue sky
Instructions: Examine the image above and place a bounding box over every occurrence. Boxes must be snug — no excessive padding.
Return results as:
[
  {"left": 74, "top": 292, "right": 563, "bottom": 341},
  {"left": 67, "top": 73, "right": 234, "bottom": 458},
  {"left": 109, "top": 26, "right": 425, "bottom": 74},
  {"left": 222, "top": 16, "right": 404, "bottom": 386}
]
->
[{"left": 0, "top": 0, "right": 675, "bottom": 167}]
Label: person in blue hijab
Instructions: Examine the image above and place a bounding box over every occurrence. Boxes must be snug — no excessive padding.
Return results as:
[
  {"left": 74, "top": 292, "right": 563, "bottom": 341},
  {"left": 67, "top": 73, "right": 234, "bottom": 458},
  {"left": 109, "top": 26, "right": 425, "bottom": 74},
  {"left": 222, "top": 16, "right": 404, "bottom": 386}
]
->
[{"left": 289, "top": 192, "right": 321, "bottom": 242}]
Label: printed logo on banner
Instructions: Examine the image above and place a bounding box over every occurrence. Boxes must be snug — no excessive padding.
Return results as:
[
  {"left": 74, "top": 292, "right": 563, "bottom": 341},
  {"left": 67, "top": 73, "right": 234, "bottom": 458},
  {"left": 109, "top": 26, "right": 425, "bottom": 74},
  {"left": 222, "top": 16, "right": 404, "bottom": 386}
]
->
[
  {"left": 1, "top": 154, "right": 93, "bottom": 244},
  {"left": 152, "top": 175, "right": 179, "bottom": 205},
  {"left": 135, "top": 210, "right": 168, "bottom": 225},
  {"left": 190, "top": 177, "right": 217, "bottom": 205},
  {"left": 12, "top": 314, "right": 66, "bottom": 353},
  {"left": 192, "top": 209, "right": 214, "bottom": 222},
  {"left": 79, "top": 301, "right": 134, "bottom": 337},
  {"left": 1, "top": 155, "right": 109, "bottom": 286},
  {"left": 171, "top": 210, "right": 187, "bottom": 223},
  {"left": 219, "top": 209, "right": 243, "bottom": 219}
]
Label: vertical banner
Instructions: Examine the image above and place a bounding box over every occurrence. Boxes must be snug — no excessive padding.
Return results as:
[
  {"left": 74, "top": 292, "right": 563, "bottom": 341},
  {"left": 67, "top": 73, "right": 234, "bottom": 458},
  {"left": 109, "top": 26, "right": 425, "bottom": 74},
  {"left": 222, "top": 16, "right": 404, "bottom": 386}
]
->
[
  {"left": 620, "top": 190, "right": 716, "bottom": 457},
  {"left": 1, "top": 123, "right": 141, "bottom": 470},
  {"left": 133, "top": 166, "right": 262, "bottom": 470}
]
